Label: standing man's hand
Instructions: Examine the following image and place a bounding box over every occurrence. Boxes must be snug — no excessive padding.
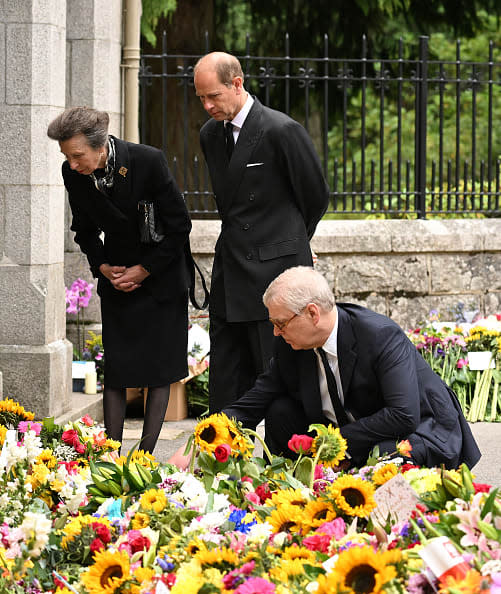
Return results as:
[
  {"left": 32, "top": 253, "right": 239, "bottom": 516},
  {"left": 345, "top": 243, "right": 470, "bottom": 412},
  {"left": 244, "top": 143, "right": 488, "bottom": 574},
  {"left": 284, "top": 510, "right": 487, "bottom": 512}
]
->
[{"left": 99, "top": 263, "right": 126, "bottom": 284}]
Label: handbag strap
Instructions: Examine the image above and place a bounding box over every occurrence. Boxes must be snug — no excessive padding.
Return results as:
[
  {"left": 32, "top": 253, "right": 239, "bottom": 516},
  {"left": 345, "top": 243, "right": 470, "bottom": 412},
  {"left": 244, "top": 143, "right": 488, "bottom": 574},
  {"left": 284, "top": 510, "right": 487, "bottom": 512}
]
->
[{"left": 187, "top": 244, "right": 209, "bottom": 310}]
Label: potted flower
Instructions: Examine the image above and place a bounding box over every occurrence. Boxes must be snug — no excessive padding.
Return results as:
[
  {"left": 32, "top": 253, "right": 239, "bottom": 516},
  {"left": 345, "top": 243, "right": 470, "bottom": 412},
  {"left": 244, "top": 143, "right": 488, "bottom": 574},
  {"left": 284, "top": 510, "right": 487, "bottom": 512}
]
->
[
  {"left": 65, "top": 278, "right": 96, "bottom": 391},
  {"left": 464, "top": 326, "right": 500, "bottom": 370}
]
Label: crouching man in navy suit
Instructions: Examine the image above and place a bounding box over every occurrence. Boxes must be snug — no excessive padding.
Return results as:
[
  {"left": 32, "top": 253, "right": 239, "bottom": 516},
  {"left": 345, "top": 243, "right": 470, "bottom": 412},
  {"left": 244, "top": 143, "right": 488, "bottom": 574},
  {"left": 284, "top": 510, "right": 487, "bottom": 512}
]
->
[{"left": 170, "top": 266, "right": 480, "bottom": 470}]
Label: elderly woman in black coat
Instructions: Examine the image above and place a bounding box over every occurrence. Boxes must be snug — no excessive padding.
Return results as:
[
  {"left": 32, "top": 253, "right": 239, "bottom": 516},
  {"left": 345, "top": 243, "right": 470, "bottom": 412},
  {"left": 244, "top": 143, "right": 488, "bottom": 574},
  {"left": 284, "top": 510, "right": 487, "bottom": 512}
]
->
[{"left": 48, "top": 106, "right": 192, "bottom": 454}]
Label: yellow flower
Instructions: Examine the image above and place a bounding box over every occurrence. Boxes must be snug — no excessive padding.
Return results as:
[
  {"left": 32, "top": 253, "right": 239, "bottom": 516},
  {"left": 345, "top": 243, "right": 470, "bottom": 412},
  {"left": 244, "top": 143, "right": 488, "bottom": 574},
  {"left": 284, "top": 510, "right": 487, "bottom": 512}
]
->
[
  {"left": 130, "top": 566, "right": 155, "bottom": 594},
  {"left": 316, "top": 545, "right": 401, "bottom": 594},
  {"left": 50, "top": 479, "right": 66, "bottom": 492},
  {"left": 27, "top": 463, "right": 51, "bottom": 490},
  {"left": 281, "top": 545, "right": 317, "bottom": 563},
  {"left": 268, "top": 504, "right": 303, "bottom": 534},
  {"left": 0, "top": 398, "right": 34, "bottom": 424},
  {"left": 0, "top": 425, "right": 6, "bottom": 447},
  {"left": 194, "top": 413, "right": 234, "bottom": 453},
  {"left": 329, "top": 475, "right": 377, "bottom": 517},
  {"left": 36, "top": 449, "right": 58, "bottom": 469},
  {"left": 438, "top": 569, "right": 489, "bottom": 593},
  {"left": 372, "top": 463, "right": 398, "bottom": 486},
  {"left": 139, "top": 488, "right": 167, "bottom": 513},
  {"left": 80, "top": 550, "right": 130, "bottom": 594},
  {"left": 402, "top": 468, "right": 441, "bottom": 494},
  {"left": 269, "top": 558, "right": 307, "bottom": 582},
  {"left": 131, "top": 512, "right": 150, "bottom": 530},
  {"left": 311, "top": 425, "right": 348, "bottom": 468},
  {"left": 301, "top": 499, "right": 338, "bottom": 531},
  {"left": 270, "top": 488, "right": 309, "bottom": 508},
  {"left": 193, "top": 545, "right": 239, "bottom": 569}
]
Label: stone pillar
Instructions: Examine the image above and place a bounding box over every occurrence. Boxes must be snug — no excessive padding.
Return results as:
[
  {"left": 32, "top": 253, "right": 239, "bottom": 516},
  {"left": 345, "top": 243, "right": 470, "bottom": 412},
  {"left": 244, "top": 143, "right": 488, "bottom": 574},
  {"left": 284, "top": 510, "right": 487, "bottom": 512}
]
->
[
  {"left": 64, "top": 0, "right": 123, "bottom": 328},
  {"left": 0, "top": 1, "right": 73, "bottom": 417}
]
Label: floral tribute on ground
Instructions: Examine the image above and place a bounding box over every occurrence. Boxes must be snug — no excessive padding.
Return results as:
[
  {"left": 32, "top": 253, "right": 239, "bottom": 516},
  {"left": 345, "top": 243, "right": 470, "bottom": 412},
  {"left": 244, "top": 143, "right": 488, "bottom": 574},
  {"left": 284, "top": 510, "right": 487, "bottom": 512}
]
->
[{"left": 0, "top": 401, "right": 500, "bottom": 593}]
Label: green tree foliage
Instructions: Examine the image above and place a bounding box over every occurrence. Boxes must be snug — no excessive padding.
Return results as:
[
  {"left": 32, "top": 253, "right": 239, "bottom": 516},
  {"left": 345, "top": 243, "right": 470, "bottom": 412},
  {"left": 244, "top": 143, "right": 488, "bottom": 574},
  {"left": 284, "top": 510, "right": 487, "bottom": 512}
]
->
[
  {"left": 141, "top": 0, "right": 177, "bottom": 46},
  {"left": 326, "top": 10, "right": 501, "bottom": 215}
]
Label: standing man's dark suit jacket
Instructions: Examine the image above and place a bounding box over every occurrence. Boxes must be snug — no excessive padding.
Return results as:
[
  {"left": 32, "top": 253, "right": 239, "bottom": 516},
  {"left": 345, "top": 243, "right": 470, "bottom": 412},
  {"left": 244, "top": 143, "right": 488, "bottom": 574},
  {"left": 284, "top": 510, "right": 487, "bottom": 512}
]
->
[
  {"left": 200, "top": 97, "right": 329, "bottom": 322},
  {"left": 224, "top": 303, "right": 481, "bottom": 470}
]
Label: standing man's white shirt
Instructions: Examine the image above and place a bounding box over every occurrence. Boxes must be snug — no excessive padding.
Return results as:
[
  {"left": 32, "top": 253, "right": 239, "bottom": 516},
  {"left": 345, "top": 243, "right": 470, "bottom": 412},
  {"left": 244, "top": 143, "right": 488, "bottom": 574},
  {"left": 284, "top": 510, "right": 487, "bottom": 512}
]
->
[{"left": 225, "top": 93, "right": 254, "bottom": 144}]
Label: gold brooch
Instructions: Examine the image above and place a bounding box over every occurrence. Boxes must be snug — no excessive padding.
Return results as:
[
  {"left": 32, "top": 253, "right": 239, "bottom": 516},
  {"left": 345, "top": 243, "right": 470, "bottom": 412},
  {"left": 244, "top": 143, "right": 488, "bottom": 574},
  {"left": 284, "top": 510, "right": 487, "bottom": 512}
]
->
[{"left": 119, "top": 166, "right": 128, "bottom": 177}]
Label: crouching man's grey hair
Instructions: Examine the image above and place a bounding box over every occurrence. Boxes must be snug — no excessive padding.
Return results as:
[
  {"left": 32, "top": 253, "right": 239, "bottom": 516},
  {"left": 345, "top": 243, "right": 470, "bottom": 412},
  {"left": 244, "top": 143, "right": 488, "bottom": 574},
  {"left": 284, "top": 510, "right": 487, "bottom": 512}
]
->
[{"left": 263, "top": 266, "right": 335, "bottom": 313}]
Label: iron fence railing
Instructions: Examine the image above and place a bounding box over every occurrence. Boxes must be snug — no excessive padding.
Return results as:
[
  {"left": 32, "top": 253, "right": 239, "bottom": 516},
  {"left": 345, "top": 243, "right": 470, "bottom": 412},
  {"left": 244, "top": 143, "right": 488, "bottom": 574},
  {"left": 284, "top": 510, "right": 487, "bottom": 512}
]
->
[{"left": 139, "top": 33, "right": 501, "bottom": 218}]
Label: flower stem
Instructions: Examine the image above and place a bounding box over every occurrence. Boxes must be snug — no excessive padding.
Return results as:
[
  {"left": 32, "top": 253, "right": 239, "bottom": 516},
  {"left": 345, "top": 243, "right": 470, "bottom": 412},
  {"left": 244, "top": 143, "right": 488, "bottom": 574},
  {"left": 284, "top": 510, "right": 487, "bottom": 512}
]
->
[
  {"left": 188, "top": 443, "right": 197, "bottom": 474},
  {"left": 243, "top": 428, "right": 274, "bottom": 464}
]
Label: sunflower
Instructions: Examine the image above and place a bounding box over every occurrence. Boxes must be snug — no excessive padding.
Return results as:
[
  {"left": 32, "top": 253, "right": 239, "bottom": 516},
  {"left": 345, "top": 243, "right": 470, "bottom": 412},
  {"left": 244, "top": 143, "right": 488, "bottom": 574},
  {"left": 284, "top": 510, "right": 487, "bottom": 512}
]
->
[
  {"left": 372, "top": 463, "right": 398, "bottom": 486},
  {"left": 0, "top": 398, "right": 34, "bottom": 426},
  {"left": 269, "top": 558, "right": 308, "bottom": 582},
  {"left": 193, "top": 545, "right": 240, "bottom": 569},
  {"left": 131, "top": 512, "right": 150, "bottom": 530},
  {"left": 60, "top": 514, "right": 112, "bottom": 549},
  {"left": 36, "top": 449, "right": 58, "bottom": 469},
  {"left": 194, "top": 413, "right": 236, "bottom": 454},
  {"left": 27, "top": 463, "right": 51, "bottom": 490},
  {"left": 116, "top": 449, "right": 157, "bottom": 468},
  {"left": 316, "top": 545, "right": 401, "bottom": 594},
  {"left": 329, "top": 475, "right": 377, "bottom": 518},
  {"left": 281, "top": 545, "right": 317, "bottom": 563},
  {"left": 310, "top": 425, "right": 348, "bottom": 468},
  {"left": 139, "top": 488, "right": 167, "bottom": 513},
  {"left": 268, "top": 504, "right": 304, "bottom": 534},
  {"left": 80, "top": 550, "right": 130, "bottom": 594},
  {"left": 185, "top": 538, "right": 207, "bottom": 556},
  {"left": 301, "top": 499, "right": 338, "bottom": 531},
  {"left": 270, "top": 488, "right": 309, "bottom": 508}
]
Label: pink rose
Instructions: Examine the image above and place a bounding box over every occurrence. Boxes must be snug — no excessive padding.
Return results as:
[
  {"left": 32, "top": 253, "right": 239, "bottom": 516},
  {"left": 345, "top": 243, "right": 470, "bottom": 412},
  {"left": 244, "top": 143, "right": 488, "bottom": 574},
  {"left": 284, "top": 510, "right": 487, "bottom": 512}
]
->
[
  {"left": 214, "top": 443, "right": 231, "bottom": 463},
  {"left": 81, "top": 414, "right": 94, "bottom": 426},
  {"left": 288, "top": 434, "right": 314, "bottom": 454}
]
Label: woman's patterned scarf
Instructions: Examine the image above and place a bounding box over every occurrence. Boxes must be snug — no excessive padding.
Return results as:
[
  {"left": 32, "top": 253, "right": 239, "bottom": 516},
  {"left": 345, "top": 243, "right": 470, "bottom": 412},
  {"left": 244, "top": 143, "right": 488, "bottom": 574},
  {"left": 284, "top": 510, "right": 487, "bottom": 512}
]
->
[{"left": 90, "top": 136, "right": 116, "bottom": 196}]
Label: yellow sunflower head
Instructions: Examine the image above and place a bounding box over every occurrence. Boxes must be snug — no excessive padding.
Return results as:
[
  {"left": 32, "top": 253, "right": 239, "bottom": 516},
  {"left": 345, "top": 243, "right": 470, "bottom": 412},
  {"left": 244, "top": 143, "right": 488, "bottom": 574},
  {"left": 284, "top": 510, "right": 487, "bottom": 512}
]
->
[
  {"left": 36, "top": 449, "right": 58, "bottom": 469},
  {"left": 301, "top": 499, "right": 338, "bottom": 531},
  {"left": 270, "top": 488, "right": 309, "bottom": 508},
  {"left": 310, "top": 424, "right": 348, "bottom": 468},
  {"left": 329, "top": 475, "right": 377, "bottom": 517},
  {"left": 194, "top": 413, "right": 235, "bottom": 454},
  {"left": 372, "top": 463, "right": 398, "bottom": 487},
  {"left": 80, "top": 549, "right": 130, "bottom": 594},
  {"left": 281, "top": 545, "right": 317, "bottom": 563},
  {"left": 268, "top": 503, "right": 304, "bottom": 534},
  {"left": 317, "top": 545, "right": 401, "bottom": 594},
  {"left": 269, "top": 558, "right": 307, "bottom": 582},
  {"left": 193, "top": 545, "right": 239, "bottom": 570}
]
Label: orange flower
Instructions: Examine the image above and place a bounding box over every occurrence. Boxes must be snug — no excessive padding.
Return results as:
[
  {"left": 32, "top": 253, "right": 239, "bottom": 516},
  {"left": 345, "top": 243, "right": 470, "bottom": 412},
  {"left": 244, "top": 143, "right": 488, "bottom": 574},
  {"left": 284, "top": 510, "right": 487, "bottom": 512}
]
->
[
  {"left": 396, "top": 440, "right": 412, "bottom": 457},
  {"left": 93, "top": 431, "right": 107, "bottom": 448}
]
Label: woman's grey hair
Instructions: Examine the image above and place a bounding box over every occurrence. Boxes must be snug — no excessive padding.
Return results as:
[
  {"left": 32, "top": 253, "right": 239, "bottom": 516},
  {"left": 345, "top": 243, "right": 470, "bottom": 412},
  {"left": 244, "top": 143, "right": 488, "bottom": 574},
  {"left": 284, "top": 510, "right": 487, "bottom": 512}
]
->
[
  {"left": 47, "top": 106, "right": 109, "bottom": 148},
  {"left": 263, "top": 266, "right": 335, "bottom": 313}
]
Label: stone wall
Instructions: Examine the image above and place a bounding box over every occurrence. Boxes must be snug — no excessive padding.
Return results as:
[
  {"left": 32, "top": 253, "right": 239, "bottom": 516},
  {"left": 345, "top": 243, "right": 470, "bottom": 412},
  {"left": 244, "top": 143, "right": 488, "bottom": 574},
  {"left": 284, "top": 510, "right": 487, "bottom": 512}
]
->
[
  {"left": 0, "top": 0, "right": 123, "bottom": 417},
  {"left": 185, "top": 218, "right": 501, "bottom": 329}
]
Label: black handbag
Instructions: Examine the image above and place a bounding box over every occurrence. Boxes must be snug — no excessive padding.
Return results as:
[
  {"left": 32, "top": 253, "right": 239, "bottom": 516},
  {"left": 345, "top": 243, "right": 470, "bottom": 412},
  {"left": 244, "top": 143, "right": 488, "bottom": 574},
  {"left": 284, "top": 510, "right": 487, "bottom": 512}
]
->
[{"left": 138, "top": 200, "right": 165, "bottom": 244}]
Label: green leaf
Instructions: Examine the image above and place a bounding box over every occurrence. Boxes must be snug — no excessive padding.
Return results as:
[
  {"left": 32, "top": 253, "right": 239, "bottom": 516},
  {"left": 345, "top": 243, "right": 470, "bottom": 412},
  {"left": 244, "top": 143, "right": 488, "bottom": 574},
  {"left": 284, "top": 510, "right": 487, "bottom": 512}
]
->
[
  {"left": 294, "top": 457, "right": 314, "bottom": 486},
  {"left": 477, "top": 519, "right": 499, "bottom": 541}
]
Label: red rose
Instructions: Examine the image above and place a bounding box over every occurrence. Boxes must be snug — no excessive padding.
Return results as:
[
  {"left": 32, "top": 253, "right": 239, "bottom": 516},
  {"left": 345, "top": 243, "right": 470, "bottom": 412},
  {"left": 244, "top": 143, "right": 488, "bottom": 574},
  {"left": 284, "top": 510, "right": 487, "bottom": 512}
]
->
[
  {"left": 214, "top": 443, "right": 231, "bottom": 463},
  {"left": 61, "top": 429, "right": 86, "bottom": 454},
  {"left": 129, "top": 532, "right": 150, "bottom": 554},
  {"left": 92, "top": 522, "right": 111, "bottom": 544},
  {"left": 90, "top": 538, "right": 105, "bottom": 552},
  {"left": 288, "top": 434, "right": 314, "bottom": 454},
  {"left": 255, "top": 482, "right": 272, "bottom": 502}
]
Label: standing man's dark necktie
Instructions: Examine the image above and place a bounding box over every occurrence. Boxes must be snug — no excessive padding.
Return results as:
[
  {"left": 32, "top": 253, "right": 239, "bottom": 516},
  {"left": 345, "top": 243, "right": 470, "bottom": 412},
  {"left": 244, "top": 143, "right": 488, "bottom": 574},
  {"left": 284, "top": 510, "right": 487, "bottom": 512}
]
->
[
  {"left": 318, "top": 348, "right": 349, "bottom": 427},
  {"left": 225, "top": 122, "right": 235, "bottom": 161}
]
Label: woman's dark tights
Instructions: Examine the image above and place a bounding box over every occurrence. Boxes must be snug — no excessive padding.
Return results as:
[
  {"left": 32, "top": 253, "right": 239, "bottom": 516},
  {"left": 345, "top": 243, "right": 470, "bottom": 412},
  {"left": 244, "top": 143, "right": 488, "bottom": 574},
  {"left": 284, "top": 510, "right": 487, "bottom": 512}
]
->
[{"left": 103, "top": 385, "right": 170, "bottom": 454}]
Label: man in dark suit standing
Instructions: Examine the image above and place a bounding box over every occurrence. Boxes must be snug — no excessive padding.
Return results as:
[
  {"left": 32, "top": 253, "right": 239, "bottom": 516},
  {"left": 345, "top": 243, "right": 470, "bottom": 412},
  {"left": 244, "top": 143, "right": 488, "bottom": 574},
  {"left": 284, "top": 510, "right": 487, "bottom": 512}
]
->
[
  {"left": 223, "top": 266, "right": 481, "bottom": 470},
  {"left": 194, "top": 52, "right": 329, "bottom": 412}
]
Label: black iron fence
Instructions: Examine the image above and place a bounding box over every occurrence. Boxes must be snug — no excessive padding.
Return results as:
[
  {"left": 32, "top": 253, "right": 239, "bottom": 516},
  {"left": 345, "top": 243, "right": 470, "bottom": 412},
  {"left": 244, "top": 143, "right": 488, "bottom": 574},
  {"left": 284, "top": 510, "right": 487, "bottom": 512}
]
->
[{"left": 139, "top": 34, "right": 501, "bottom": 218}]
